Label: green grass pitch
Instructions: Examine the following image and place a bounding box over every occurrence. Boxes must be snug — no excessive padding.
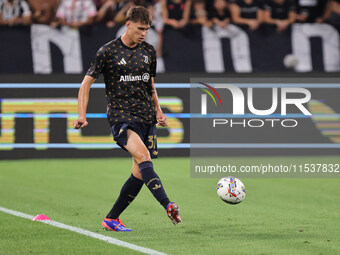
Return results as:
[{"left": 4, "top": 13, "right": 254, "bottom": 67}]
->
[{"left": 0, "top": 157, "right": 340, "bottom": 255}]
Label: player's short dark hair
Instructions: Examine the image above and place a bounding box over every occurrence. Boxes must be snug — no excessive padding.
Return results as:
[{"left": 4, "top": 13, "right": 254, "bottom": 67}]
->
[{"left": 126, "top": 6, "right": 152, "bottom": 25}]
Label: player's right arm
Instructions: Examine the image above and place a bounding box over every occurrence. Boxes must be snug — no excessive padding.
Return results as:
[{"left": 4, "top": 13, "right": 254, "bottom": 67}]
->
[{"left": 73, "top": 75, "right": 96, "bottom": 129}]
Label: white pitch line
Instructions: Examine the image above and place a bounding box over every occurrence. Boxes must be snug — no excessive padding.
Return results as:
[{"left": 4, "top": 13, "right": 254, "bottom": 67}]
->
[{"left": 0, "top": 206, "right": 167, "bottom": 255}]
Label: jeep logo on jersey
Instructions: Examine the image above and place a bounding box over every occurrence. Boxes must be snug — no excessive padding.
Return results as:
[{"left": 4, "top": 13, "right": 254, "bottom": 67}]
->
[
  {"left": 142, "top": 73, "right": 150, "bottom": 82},
  {"left": 119, "top": 73, "right": 150, "bottom": 82}
]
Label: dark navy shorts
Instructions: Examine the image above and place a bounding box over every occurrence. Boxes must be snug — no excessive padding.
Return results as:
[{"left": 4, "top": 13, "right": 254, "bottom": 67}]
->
[{"left": 110, "top": 122, "right": 158, "bottom": 159}]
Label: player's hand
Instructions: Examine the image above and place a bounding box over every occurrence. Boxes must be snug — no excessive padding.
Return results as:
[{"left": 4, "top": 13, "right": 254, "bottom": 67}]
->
[
  {"left": 73, "top": 118, "right": 88, "bottom": 129},
  {"left": 156, "top": 112, "right": 168, "bottom": 127}
]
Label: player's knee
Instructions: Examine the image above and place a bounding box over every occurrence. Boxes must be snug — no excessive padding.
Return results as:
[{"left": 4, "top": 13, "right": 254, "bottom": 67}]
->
[
  {"left": 134, "top": 150, "right": 151, "bottom": 164},
  {"left": 132, "top": 169, "right": 143, "bottom": 180}
]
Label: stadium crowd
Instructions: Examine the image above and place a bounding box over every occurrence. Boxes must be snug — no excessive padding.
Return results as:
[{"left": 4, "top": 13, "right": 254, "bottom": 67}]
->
[{"left": 1, "top": 0, "right": 340, "bottom": 31}]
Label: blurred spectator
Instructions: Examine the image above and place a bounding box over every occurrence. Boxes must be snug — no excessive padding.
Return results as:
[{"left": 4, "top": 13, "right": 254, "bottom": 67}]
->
[
  {"left": 94, "top": 0, "right": 115, "bottom": 27},
  {"left": 0, "top": 0, "right": 32, "bottom": 26},
  {"left": 149, "top": 0, "right": 164, "bottom": 33},
  {"left": 161, "top": 0, "right": 192, "bottom": 29},
  {"left": 114, "top": 0, "right": 135, "bottom": 24},
  {"left": 263, "top": 0, "right": 296, "bottom": 32},
  {"left": 320, "top": 0, "right": 340, "bottom": 28},
  {"left": 230, "top": 0, "right": 264, "bottom": 30},
  {"left": 52, "top": 0, "right": 97, "bottom": 28},
  {"left": 147, "top": 1, "right": 164, "bottom": 56},
  {"left": 28, "top": 0, "right": 58, "bottom": 24},
  {"left": 210, "top": 0, "right": 231, "bottom": 28},
  {"left": 205, "top": 0, "right": 215, "bottom": 16},
  {"left": 295, "top": 0, "right": 328, "bottom": 22},
  {"left": 94, "top": 0, "right": 124, "bottom": 27},
  {"left": 191, "top": 0, "right": 212, "bottom": 27},
  {"left": 147, "top": 1, "right": 165, "bottom": 72}
]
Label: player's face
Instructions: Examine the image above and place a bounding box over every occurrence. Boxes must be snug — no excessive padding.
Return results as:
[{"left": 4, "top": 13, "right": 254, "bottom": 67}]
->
[{"left": 127, "top": 21, "right": 150, "bottom": 44}]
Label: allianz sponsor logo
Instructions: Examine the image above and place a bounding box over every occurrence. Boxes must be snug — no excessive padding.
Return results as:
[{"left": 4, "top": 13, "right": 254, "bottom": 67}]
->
[{"left": 119, "top": 73, "right": 150, "bottom": 82}]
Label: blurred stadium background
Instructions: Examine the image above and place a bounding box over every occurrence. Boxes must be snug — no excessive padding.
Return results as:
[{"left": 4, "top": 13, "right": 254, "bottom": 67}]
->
[{"left": 1, "top": 0, "right": 340, "bottom": 254}]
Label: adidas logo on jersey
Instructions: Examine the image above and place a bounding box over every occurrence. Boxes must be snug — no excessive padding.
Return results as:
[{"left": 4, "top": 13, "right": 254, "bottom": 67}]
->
[
  {"left": 118, "top": 58, "right": 127, "bottom": 65},
  {"left": 152, "top": 184, "right": 162, "bottom": 190}
]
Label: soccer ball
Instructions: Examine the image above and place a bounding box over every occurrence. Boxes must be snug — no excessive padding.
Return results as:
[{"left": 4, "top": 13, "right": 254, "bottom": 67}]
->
[
  {"left": 283, "top": 54, "right": 298, "bottom": 69},
  {"left": 217, "top": 176, "right": 246, "bottom": 204}
]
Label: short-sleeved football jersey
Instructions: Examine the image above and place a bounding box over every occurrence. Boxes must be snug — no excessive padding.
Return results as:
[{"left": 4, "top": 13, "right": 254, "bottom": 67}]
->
[{"left": 86, "top": 37, "right": 157, "bottom": 126}]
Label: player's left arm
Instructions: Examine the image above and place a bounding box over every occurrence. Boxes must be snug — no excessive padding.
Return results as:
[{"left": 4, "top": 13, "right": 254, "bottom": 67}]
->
[{"left": 151, "top": 77, "right": 168, "bottom": 127}]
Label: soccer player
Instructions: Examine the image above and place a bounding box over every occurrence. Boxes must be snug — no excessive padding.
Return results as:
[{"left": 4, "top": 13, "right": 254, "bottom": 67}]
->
[{"left": 73, "top": 6, "right": 181, "bottom": 232}]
